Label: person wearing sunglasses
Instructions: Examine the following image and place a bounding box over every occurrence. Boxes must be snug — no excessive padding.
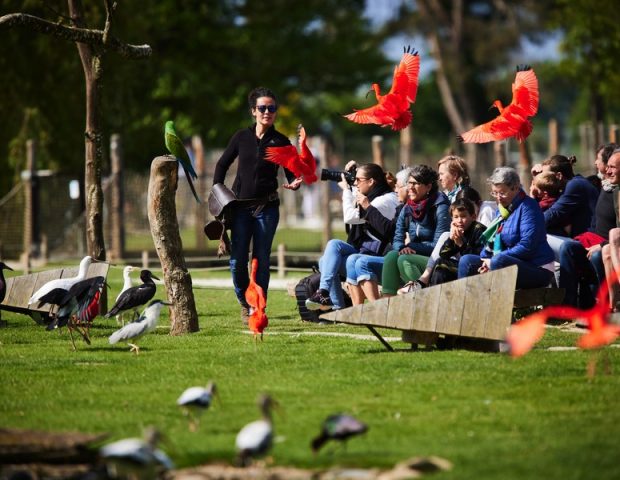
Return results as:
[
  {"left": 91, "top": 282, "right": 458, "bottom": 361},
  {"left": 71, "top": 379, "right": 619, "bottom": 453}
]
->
[{"left": 213, "top": 86, "right": 303, "bottom": 323}]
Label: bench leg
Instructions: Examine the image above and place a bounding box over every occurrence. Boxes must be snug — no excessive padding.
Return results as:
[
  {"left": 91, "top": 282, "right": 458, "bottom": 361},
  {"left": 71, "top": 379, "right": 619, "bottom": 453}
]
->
[{"left": 366, "top": 326, "right": 394, "bottom": 352}]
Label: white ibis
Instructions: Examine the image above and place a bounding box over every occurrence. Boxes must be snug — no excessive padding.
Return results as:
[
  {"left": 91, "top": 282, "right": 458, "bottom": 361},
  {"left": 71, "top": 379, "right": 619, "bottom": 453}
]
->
[
  {"left": 28, "top": 256, "right": 95, "bottom": 307},
  {"left": 177, "top": 381, "right": 219, "bottom": 432},
  {"left": 105, "top": 270, "right": 159, "bottom": 322},
  {"left": 108, "top": 300, "right": 170, "bottom": 354},
  {"left": 45, "top": 275, "right": 106, "bottom": 350},
  {"left": 0, "top": 261, "right": 14, "bottom": 304},
  {"left": 99, "top": 426, "right": 174, "bottom": 479},
  {"left": 235, "top": 394, "right": 277, "bottom": 467},
  {"left": 115, "top": 265, "right": 137, "bottom": 325},
  {"left": 311, "top": 414, "right": 368, "bottom": 453}
]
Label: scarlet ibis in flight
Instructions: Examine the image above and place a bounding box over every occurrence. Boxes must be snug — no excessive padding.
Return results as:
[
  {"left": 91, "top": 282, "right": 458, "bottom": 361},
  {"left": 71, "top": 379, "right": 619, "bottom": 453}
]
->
[
  {"left": 264, "top": 124, "right": 318, "bottom": 184},
  {"left": 459, "top": 65, "right": 539, "bottom": 143},
  {"left": 235, "top": 394, "right": 278, "bottom": 467},
  {"left": 506, "top": 271, "right": 620, "bottom": 359},
  {"left": 245, "top": 258, "right": 268, "bottom": 340},
  {"left": 177, "top": 381, "right": 219, "bottom": 431},
  {"left": 28, "top": 256, "right": 95, "bottom": 307},
  {"left": 311, "top": 414, "right": 368, "bottom": 453},
  {"left": 108, "top": 299, "right": 171, "bottom": 354},
  {"left": 105, "top": 269, "right": 159, "bottom": 322},
  {"left": 344, "top": 46, "right": 420, "bottom": 131}
]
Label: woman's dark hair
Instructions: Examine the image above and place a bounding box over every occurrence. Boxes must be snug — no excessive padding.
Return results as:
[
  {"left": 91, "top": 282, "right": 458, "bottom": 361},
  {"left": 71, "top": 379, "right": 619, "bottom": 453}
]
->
[
  {"left": 248, "top": 87, "right": 277, "bottom": 111},
  {"left": 542, "top": 154, "right": 577, "bottom": 179},
  {"left": 358, "top": 163, "right": 389, "bottom": 189},
  {"left": 597, "top": 143, "right": 620, "bottom": 165},
  {"left": 410, "top": 164, "right": 439, "bottom": 194},
  {"left": 455, "top": 185, "right": 482, "bottom": 206},
  {"left": 450, "top": 198, "right": 477, "bottom": 217}
]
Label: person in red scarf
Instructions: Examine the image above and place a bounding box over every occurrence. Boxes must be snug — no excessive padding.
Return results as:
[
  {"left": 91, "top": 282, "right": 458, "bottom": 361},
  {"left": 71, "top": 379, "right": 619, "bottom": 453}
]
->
[{"left": 381, "top": 165, "right": 450, "bottom": 296}]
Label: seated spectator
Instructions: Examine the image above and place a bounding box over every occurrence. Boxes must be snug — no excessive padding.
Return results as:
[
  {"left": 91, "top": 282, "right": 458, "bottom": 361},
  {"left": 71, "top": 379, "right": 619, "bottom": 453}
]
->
[
  {"left": 345, "top": 167, "right": 412, "bottom": 305},
  {"left": 457, "top": 167, "right": 555, "bottom": 289},
  {"left": 531, "top": 171, "right": 562, "bottom": 212},
  {"left": 455, "top": 185, "right": 497, "bottom": 227},
  {"left": 399, "top": 198, "right": 486, "bottom": 292},
  {"left": 306, "top": 162, "right": 400, "bottom": 311},
  {"left": 438, "top": 154, "right": 470, "bottom": 203},
  {"left": 381, "top": 165, "right": 450, "bottom": 296},
  {"left": 602, "top": 227, "right": 620, "bottom": 311},
  {"left": 559, "top": 149, "right": 620, "bottom": 308}
]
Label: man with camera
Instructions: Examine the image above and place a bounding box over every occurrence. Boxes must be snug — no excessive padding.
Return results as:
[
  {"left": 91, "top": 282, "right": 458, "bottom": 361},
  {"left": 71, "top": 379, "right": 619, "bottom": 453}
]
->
[{"left": 306, "top": 161, "right": 400, "bottom": 311}]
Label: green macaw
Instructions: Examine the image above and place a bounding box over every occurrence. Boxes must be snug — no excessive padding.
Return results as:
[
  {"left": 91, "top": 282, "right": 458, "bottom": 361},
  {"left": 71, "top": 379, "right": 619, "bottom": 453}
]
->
[{"left": 164, "top": 120, "right": 201, "bottom": 203}]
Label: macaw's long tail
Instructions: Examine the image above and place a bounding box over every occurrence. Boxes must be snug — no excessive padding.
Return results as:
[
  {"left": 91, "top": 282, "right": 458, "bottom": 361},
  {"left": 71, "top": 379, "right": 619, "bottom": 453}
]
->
[{"left": 180, "top": 162, "right": 201, "bottom": 203}]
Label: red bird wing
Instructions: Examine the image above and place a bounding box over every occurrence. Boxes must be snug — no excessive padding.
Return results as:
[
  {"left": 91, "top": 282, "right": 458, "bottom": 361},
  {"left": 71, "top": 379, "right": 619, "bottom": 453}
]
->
[
  {"left": 343, "top": 104, "right": 391, "bottom": 126},
  {"left": 511, "top": 68, "right": 539, "bottom": 117},
  {"left": 264, "top": 145, "right": 304, "bottom": 178},
  {"left": 245, "top": 258, "right": 267, "bottom": 336},
  {"left": 389, "top": 51, "right": 420, "bottom": 104},
  {"left": 297, "top": 126, "right": 318, "bottom": 184}
]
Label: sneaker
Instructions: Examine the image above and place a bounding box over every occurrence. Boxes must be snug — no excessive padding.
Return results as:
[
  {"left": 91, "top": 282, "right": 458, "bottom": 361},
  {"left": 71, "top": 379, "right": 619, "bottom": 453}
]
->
[
  {"left": 305, "top": 289, "right": 333, "bottom": 311},
  {"left": 397, "top": 280, "right": 425, "bottom": 295},
  {"left": 240, "top": 306, "right": 250, "bottom": 325}
]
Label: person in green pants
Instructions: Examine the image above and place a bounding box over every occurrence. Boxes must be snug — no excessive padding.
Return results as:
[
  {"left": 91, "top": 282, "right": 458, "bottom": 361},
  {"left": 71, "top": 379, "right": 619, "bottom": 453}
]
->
[{"left": 382, "top": 164, "right": 450, "bottom": 295}]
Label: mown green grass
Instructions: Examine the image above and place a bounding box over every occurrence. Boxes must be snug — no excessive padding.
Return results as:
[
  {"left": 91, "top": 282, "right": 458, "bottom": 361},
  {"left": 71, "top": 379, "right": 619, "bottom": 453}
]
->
[{"left": 1, "top": 266, "right": 620, "bottom": 479}]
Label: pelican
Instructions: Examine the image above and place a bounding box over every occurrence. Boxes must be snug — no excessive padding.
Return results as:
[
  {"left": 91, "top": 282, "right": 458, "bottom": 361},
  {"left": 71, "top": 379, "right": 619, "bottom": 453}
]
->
[
  {"left": 177, "top": 381, "right": 219, "bottom": 431},
  {"left": 28, "top": 256, "right": 95, "bottom": 307},
  {"left": 235, "top": 394, "right": 277, "bottom": 467},
  {"left": 105, "top": 270, "right": 159, "bottom": 322},
  {"left": 108, "top": 300, "right": 170, "bottom": 354},
  {"left": 115, "top": 265, "right": 137, "bottom": 325},
  {"left": 311, "top": 413, "right": 368, "bottom": 453},
  {"left": 99, "top": 426, "right": 174, "bottom": 480}
]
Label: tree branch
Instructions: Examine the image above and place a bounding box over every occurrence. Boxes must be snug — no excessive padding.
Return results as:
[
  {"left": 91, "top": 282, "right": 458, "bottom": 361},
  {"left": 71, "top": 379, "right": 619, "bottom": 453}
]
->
[{"left": 0, "top": 13, "right": 151, "bottom": 58}]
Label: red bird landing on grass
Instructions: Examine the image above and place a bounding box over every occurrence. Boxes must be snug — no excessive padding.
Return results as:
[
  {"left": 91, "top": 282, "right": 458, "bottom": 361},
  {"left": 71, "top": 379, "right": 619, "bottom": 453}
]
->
[
  {"left": 344, "top": 46, "right": 420, "bottom": 131},
  {"left": 458, "top": 65, "right": 539, "bottom": 144},
  {"left": 264, "top": 124, "right": 317, "bottom": 184},
  {"left": 245, "top": 258, "right": 268, "bottom": 340},
  {"left": 506, "top": 271, "right": 620, "bottom": 375}
]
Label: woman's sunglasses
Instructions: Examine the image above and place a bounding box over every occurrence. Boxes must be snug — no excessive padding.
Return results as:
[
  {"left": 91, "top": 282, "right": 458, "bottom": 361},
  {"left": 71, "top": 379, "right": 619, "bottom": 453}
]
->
[{"left": 256, "top": 105, "right": 278, "bottom": 113}]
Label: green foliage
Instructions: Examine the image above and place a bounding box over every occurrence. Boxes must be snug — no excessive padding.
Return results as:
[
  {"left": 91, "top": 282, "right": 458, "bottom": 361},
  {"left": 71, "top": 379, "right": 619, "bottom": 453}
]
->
[{"left": 1, "top": 266, "right": 620, "bottom": 479}]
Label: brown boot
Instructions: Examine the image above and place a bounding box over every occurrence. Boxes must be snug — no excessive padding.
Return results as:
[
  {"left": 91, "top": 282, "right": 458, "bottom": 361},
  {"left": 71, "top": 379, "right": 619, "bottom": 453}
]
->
[{"left": 240, "top": 306, "right": 250, "bottom": 325}]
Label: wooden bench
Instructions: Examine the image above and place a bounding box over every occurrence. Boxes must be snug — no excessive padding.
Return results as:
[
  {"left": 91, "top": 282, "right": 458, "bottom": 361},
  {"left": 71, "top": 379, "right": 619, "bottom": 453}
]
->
[
  {"left": 318, "top": 265, "right": 565, "bottom": 352},
  {"left": 0, "top": 262, "right": 110, "bottom": 324}
]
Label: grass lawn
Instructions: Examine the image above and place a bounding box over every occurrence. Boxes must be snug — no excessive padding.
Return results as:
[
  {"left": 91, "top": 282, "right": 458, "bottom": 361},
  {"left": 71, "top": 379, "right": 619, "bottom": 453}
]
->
[{"left": 1, "top": 264, "right": 620, "bottom": 479}]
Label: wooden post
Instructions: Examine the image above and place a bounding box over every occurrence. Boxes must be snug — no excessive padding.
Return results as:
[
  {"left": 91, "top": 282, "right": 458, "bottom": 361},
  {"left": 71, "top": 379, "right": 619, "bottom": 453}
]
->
[
  {"left": 399, "top": 125, "right": 412, "bottom": 167},
  {"left": 318, "top": 138, "right": 332, "bottom": 249},
  {"left": 371, "top": 135, "right": 384, "bottom": 167},
  {"left": 277, "top": 243, "right": 285, "bottom": 279},
  {"left": 609, "top": 124, "right": 619, "bottom": 144},
  {"left": 109, "top": 134, "right": 125, "bottom": 261},
  {"left": 22, "top": 139, "right": 40, "bottom": 260},
  {"left": 192, "top": 135, "right": 207, "bottom": 251},
  {"left": 579, "top": 123, "right": 593, "bottom": 166},
  {"left": 147, "top": 156, "right": 199, "bottom": 334},
  {"left": 548, "top": 119, "right": 559, "bottom": 155},
  {"left": 142, "top": 250, "right": 149, "bottom": 269},
  {"left": 518, "top": 141, "right": 532, "bottom": 192},
  {"left": 493, "top": 141, "right": 506, "bottom": 167}
]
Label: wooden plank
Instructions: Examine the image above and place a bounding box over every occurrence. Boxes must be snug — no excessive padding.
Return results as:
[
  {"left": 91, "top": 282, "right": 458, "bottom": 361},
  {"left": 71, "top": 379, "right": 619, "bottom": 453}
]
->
[
  {"left": 410, "top": 286, "right": 440, "bottom": 332},
  {"left": 29, "top": 269, "right": 66, "bottom": 312},
  {"left": 387, "top": 293, "right": 415, "bottom": 330},
  {"left": 4, "top": 275, "right": 35, "bottom": 310},
  {"left": 460, "top": 270, "right": 494, "bottom": 338},
  {"left": 360, "top": 296, "right": 390, "bottom": 328},
  {"left": 484, "top": 266, "right": 518, "bottom": 340},
  {"left": 435, "top": 277, "right": 468, "bottom": 335}
]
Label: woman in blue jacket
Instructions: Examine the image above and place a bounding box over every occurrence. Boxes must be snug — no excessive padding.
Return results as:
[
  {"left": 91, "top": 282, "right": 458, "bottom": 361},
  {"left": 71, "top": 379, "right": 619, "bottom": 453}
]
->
[{"left": 458, "top": 167, "right": 554, "bottom": 289}]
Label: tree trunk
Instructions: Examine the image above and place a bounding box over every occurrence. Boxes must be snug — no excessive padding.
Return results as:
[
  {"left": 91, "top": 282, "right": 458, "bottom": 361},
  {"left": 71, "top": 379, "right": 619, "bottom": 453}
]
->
[{"left": 147, "top": 155, "right": 199, "bottom": 335}]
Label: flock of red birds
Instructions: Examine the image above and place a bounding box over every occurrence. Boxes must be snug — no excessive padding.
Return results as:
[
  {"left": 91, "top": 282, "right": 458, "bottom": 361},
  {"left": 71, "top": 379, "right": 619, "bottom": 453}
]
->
[{"left": 260, "top": 46, "right": 618, "bottom": 359}]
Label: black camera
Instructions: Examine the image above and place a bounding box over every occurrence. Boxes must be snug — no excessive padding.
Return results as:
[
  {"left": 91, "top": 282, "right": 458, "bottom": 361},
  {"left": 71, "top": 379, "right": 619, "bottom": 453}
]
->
[{"left": 320, "top": 166, "right": 357, "bottom": 186}]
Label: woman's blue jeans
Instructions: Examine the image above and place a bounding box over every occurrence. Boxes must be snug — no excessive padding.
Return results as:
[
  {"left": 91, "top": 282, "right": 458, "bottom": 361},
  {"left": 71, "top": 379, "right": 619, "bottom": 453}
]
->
[
  {"left": 318, "top": 239, "right": 358, "bottom": 309},
  {"left": 346, "top": 254, "right": 385, "bottom": 285},
  {"left": 229, "top": 205, "right": 279, "bottom": 307},
  {"left": 458, "top": 253, "right": 553, "bottom": 289}
]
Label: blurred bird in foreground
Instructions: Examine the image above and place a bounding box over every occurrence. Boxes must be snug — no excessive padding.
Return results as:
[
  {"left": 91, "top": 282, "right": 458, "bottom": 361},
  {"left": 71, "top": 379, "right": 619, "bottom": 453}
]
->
[
  {"left": 28, "top": 256, "right": 95, "bottom": 307},
  {"left": 245, "top": 258, "right": 268, "bottom": 341},
  {"left": 177, "top": 381, "right": 219, "bottom": 432},
  {"left": 108, "top": 299, "right": 170, "bottom": 354},
  {"left": 164, "top": 120, "right": 201, "bottom": 203},
  {"left": 0, "top": 261, "right": 14, "bottom": 304},
  {"left": 100, "top": 426, "right": 174, "bottom": 479},
  {"left": 459, "top": 65, "right": 539, "bottom": 143},
  {"left": 344, "top": 46, "right": 420, "bottom": 131},
  {"left": 115, "top": 265, "right": 137, "bottom": 325},
  {"left": 235, "top": 394, "right": 278, "bottom": 467},
  {"left": 105, "top": 269, "right": 159, "bottom": 323},
  {"left": 506, "top": 271, "right": 620, "bottom": 376},
  {"left": 47, "top": 275, "right": 106, "bottom": 350},
  {"left": 311, "top": 414, "right": 368, "bottom": 454},
  {"left": 264, "top": 124, "right": 318, "bottom": 184}
]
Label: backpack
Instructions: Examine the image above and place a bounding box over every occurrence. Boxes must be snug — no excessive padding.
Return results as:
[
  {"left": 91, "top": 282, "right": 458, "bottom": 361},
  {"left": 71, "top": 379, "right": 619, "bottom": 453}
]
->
[{"left": 294, "top": 268, "right": 352, "bottom": 322}]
